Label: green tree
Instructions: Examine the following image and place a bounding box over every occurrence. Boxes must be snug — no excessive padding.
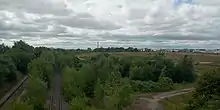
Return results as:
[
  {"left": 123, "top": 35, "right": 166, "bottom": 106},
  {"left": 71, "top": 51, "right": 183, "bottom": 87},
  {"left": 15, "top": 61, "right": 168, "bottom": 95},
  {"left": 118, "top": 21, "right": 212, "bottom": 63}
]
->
[
  {"left": 0, "top": 44, "right": 10, "bottom": 53},
  {"left": 93, "top": 78, "right": 104, "bottom": 108},
  {"left": 174, "top": 55, "right": 196, "bottom": 83},
  {"left": 186, "top": 70, "right": 220, "bottom": 110},
  {"left": 12, "top": 40, "right": 34, "bottom": 53},
  {"left": 5, "top": 40, "right": 35, "bottom": 74},
  {"left": 70, "top": 97, "right": 88, "bottom": 110},
  {"left": 0, "top": 54, "right": 18, "bottom": 85},
  {"left": 7, "top": 48, "right": 34, "bottom": 74},
  {"left": 62, "top": 67, "right": 84, "bottom": 102},
  {"left": 28, "top": 57, "right": 53, "bottom": 88},
  {"left": 23, "top": 77, "right": 47, "bottom": 110}
]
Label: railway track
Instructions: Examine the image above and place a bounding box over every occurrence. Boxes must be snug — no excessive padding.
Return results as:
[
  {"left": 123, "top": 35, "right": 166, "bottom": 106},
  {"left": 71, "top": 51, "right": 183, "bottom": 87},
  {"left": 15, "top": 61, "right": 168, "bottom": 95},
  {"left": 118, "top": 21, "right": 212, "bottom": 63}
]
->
[
  {"left": 0, "top": 75, "right": 28, "bottom": 108},
  {"left": 49, "top": 65, "right": 62, "bottom": 110},
  {"left": 48, "top": 84, "right": 63, "bottom": 110}
]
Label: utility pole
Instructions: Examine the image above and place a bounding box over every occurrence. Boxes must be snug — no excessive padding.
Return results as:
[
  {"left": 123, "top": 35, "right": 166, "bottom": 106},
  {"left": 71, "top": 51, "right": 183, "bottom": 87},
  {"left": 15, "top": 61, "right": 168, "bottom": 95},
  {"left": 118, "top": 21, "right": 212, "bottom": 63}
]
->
[{"left": 97, "top": 42, "right": 99, "bottom": 48}]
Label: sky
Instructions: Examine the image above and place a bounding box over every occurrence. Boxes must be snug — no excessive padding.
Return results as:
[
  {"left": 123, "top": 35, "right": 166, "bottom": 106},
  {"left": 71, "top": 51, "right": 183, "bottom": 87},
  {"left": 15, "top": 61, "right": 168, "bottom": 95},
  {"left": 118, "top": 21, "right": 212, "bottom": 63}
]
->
[{"left": 0, "top": 0, "right": 220, "bottom": 49}]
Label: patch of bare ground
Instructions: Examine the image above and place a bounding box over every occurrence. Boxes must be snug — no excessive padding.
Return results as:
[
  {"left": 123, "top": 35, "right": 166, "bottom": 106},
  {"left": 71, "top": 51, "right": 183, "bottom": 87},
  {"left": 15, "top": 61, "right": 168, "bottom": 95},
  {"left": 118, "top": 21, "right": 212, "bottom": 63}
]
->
[{"left": 127, "top": 88, "right": 194, "bottom": 110}]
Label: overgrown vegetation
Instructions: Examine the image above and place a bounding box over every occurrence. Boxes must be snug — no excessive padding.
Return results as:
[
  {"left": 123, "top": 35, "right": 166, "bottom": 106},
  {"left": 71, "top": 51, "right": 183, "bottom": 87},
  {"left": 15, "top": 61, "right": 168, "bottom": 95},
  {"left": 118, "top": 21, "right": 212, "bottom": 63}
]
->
[
  {"left": 0, "top": 41, "right": 35, "bottom": 95},
  {"left": 186, "top": 69, "right": 220, "bottom": 110},
  {"left": 161, "top": 66, "right": 220, "bottom": 110},
  {"left": 11, "top": 51, "right": 55, "bottom": 110},
  {"left": 58, "top": 51, "right": 196, "bottom": 110},
  {"left": 2, "top": 40, "right": 220, "bottom": 110}
]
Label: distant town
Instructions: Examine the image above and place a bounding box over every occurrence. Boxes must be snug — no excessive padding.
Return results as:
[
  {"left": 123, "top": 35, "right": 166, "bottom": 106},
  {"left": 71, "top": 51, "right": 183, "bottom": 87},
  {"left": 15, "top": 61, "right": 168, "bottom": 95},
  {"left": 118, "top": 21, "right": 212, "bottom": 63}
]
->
[
  {"left": 140, "top": 48, "right": 220, "bottom": 54},
  {"left": 53, "top": 47, "right": 220, "bottom": 54}
]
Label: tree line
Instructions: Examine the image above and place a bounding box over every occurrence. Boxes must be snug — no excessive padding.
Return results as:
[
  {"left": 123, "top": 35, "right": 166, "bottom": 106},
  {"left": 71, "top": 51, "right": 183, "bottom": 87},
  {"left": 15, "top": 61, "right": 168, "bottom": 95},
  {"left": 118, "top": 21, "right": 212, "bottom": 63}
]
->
[{"left": 0, "top": 41, "right": 35, "bottom": 88}]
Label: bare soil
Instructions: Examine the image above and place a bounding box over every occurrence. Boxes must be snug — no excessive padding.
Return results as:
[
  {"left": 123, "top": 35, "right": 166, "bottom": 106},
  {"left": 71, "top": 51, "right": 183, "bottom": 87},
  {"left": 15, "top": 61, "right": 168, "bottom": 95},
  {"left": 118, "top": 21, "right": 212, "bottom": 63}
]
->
[{"left": 127, "top": 88, "right": 194, "bottom": 110}]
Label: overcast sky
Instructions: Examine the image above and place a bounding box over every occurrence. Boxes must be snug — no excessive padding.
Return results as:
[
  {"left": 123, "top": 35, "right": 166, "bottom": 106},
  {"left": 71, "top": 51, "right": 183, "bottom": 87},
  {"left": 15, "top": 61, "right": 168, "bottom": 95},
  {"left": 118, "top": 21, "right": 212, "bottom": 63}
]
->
[{"left": 0, "top": 0, "right": 219, "bottom": 49}]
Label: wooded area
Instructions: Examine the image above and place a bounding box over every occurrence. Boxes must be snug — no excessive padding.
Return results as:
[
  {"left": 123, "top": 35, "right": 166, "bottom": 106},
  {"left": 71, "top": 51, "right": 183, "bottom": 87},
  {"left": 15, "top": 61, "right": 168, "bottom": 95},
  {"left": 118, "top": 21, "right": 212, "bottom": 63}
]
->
[{"left": 0, "top": 40, "right": 219, "bottom": 110}]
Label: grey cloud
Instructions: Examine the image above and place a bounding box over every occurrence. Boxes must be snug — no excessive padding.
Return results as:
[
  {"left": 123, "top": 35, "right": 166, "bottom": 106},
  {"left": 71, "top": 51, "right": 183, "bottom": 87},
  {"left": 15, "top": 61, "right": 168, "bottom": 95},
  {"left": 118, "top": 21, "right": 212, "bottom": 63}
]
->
[
  {"left": 0, "top": 20, "right": 40, "bottom": 32},
  {"left": 74, "top": 13, "right": 94, "bottom": 18},
  {"left": 57, "top": 16, "right": 121, "bottom": 30},
  {"left": 128, "top": 8, "right": 147, "bottom": 20},
  {"left": 97, "top": 33, "right": 220, "bottom": 42},
  {"left": 0, "top": 0, "right": 71, "bottom": 16}
]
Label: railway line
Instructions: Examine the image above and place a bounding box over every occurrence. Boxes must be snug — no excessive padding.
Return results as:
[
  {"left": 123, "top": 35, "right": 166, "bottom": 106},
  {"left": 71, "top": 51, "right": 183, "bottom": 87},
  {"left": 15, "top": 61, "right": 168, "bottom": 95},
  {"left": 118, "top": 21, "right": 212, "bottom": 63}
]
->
[
  {"left": 0, "top": 66, "right": 66, "bottom": 110},
  {"left": 48, "top": 65, "right": 63, "bottom": 110},
  {"left": 0, "top": 75, "right": 28, "bottom": 109}
]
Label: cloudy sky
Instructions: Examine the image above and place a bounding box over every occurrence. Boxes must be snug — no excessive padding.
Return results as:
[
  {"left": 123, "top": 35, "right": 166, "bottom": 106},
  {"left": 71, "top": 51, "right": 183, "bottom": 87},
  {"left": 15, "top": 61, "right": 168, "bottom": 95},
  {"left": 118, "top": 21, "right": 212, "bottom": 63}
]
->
[{"left": 0, "top": 0, "right": 220, "bottom": 49}]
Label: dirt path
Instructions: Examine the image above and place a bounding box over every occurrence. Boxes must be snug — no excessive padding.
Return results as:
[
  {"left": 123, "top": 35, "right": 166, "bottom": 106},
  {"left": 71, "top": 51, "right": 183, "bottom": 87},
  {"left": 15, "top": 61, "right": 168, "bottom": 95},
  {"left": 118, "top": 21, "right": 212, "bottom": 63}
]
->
[{"left": 129, "top": 88, "right": 195, "bottom": 110}]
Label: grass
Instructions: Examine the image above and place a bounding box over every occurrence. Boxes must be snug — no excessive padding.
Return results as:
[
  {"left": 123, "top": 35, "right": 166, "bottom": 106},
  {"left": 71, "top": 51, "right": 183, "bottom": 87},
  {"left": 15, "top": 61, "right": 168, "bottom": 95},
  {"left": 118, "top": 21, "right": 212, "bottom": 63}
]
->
[
  {"left": 173, "top": 83, "right": 195, "bottom": 90},
  {"left": 160, "top": 92, "right": 194, "bottom": 110}
]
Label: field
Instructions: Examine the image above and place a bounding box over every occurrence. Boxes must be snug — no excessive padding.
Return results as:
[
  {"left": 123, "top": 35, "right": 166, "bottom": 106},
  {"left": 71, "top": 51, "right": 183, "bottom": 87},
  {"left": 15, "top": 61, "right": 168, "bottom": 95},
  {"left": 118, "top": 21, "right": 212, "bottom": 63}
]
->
[
  {"left": 79, "top": 52, "right": 220, "bottom": 73},
  {"left": 79, "top": 52, "right": 220, "bottom": 62}
]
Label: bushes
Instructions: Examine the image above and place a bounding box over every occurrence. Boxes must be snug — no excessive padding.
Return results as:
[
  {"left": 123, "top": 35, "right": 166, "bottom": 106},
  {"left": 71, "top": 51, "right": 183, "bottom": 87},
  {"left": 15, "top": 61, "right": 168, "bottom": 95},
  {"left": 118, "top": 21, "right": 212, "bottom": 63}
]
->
[
  {"left": 0, "top": 55, "right": 18, "bottom": 86},
  {"left": 186, "top": 70, "right": 220, "bottom": 110},
  {"left": 27, "top": 52, "right": 54, "bottom": 88},
  {"left": 158, "top": 77, "right": 174, "bottom": 91},
  {"left": 130, "top": 77, "right": 174, "bottom": 93},
  {"left": 125, "top": 55, "right": 196, "bottom": 83},
  {"left": 60, "top": 54, "right": 133, "bottom": 110},
  {"left": 22, "top": 77, "right": 47, "bottom": 110}
]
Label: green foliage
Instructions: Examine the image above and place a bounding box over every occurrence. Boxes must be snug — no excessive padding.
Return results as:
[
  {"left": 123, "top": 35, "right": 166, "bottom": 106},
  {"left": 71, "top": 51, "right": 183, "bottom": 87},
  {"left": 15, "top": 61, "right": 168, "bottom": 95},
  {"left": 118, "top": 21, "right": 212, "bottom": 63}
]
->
[
  {"left": 130, "top": 75, "right": 174, "bottom": 93},
  {"left": 103, "top": 76, "right": 132, "bottom": 110},
  {"left": 6, "top": 48, "right": 34, "bottom": 74},
  {"left": 186, "top": 70, "right": 220, "bottom": 110},
  {"left": 23, "top": 77, "right": 47, "bottom": 110},
  {"left": 70, "top": 97, "right": 88, "bottom": 110},
  {"left": 119, "top": 58, "right": 131, "bottom": 77},
  {"left": 28, "top": 57, "right": 53, "bottom": 88},
  {"left": 127, "top": 54, "right": 195, "bottom": 83},
  {"left": 93, "top": 79, "right": 104, "bottom": 108},
  {"left": 158, "top": 77, "right": 174, "bottom": 91},
  {"left": 61, "top": 54, "right": 134, "bottom": 110},
  {"left": 173, "top": 55, "right": 196, "bottom": 83},
  {"left": 34, "top": 47, "right": 51, "bottom": 58},
  {"left": 27, "top": 50, "right": 54, "bottom": 89},
  {"left": 60, "top": 53, "right": 197, "bottom": 110},
  {"left": 13, "top": 49, "right": 54, "bottom": 110},
  {"left": 130, "top": 80, "right": 161, "bottom": 92},
  {"left": 5, "top": 40, "right": 35, "bottom": 74},
  {"left": 40, "top": 51, "right": 55, "bottom": 64},
  {"left": 0, "top": 54, "right": 18, "bottom": 86},
  {"left": 62, "top": 67, "right": 84, "bottom": 102},
  {"left": 0, "top": 43, "right": 10, "bottom": 53},
  {"left": 55, "top": 53, "right": 81, "bottom": 70},
  {"left": 11, "top": 101, "right": 33, "bottom": 110},
  {"left": 12, "top": 40, "right": 34, "bottom": 52}
]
